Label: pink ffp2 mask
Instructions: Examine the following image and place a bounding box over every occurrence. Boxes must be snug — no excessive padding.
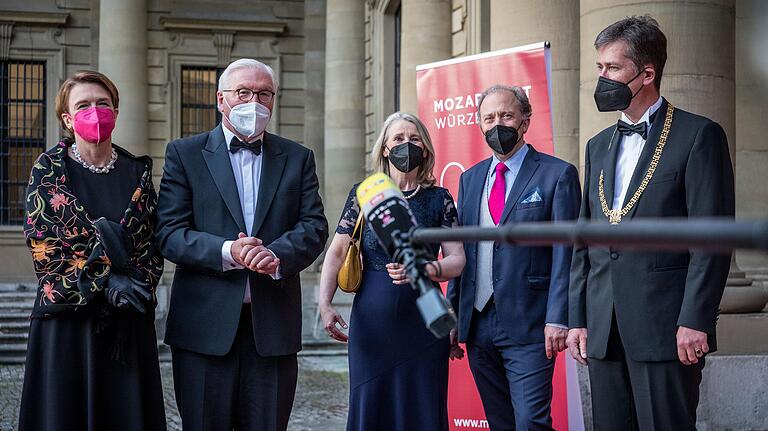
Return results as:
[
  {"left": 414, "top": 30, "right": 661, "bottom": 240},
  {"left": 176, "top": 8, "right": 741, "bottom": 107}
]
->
[{"left": 73, "top": 107, "right": 116, "bottom": 144}]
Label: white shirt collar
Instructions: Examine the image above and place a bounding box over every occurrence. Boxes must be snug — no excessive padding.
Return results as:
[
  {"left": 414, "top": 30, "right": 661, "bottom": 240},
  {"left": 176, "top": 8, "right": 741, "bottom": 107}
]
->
[
  {"left": 222, "top": 123, "right": 265, "bottom": 151},
  {"left": 620, "top": 96, "right": 663, "bottom": 126}
]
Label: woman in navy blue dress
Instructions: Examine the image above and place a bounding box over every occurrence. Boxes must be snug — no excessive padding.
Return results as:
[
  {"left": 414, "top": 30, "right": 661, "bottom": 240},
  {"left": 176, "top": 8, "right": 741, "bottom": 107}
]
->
[{"left": 319, "top": 112, "right": 466, "bottom": 430}]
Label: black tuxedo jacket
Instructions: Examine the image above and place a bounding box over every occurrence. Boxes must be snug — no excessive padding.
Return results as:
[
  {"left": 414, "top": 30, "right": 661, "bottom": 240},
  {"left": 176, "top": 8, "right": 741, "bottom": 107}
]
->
[
  {"left": 156, "top": 125, "right": 328, "bottom": 356},
  {"left": 569, "top": 99, "right": 735, "bottom": 362}
]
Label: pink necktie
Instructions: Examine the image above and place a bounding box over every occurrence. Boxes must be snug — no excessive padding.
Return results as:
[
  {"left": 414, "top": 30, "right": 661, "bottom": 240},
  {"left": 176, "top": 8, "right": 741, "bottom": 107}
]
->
[{"left": 489, "top": 162, "right": 509, "bottom": 224}]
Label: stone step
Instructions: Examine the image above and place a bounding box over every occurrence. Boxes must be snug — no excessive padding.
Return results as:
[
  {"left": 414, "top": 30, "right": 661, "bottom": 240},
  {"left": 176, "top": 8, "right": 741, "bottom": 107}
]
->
[
  {"left": 0, "top": 283, "right": 37, "bottom": 293},
  {"left": 0, "top": 332, "right": 27, "bottom": 342},
  {"left": 0, "top": 291, "right": 37, "bottom": 301},
  {"left": 0, "top": 301, "right": 34, "bottom": 311},
  {"left": 0, "top": 355, "right": 27, "bottom": 364},
  {"left": 157, "top": 341, "right": 171, "bottom": 362},
  {"left": 298, "top": 348, "right": 348, "bottom": 357},
  {"left": 0, "top": 343, "right": 27, "bottom": 355},
  {"left": 0, "top": 321, "right": 29, "bottom": 332},
  {"left": 300, "top": 340, "right": 348, "bottom": 357},
  {"left": 0, "top": 312, "right": 30, "bottom": 321}
]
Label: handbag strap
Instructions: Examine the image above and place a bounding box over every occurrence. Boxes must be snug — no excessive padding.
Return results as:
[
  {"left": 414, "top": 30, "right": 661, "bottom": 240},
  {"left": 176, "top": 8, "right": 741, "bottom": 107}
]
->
[{"left": 351, "top": 210, "right": 364, "bottom": 241}]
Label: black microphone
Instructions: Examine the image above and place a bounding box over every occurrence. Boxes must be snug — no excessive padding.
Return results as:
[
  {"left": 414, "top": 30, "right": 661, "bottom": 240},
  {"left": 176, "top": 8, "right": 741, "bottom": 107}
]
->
[{"left": 356, "top": 173, "right": 457, "bottom": 339}]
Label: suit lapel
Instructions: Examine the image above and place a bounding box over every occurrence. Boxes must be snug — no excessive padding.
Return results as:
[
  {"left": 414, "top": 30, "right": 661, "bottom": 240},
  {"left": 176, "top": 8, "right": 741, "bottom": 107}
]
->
[
  {"left": 251, "top": 132, "right": 287, "bottom": 236},
  {"left": 202, "top": 125, "right": 247, "bottom": 232},
  {"left": 500, "top": 145, "right": 539, "bottom": 224},
  {"left": 623, "top": 98, "right": 669, "bottom": 220},
  {"left": 464, "top": 158, "right": 490, "bottom": 227},
  {"left": 601, "top": 126, "right": 622, "bottom": 211}
]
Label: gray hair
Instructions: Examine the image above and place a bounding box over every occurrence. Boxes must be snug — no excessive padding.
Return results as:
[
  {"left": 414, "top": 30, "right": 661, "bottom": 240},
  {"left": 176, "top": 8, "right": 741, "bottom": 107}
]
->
[
  {"left": 476, "top": 85, "right": 532, "bottom": 119},
  {"left": 218, "top": 58, "right": 279, "bottom": 91}
]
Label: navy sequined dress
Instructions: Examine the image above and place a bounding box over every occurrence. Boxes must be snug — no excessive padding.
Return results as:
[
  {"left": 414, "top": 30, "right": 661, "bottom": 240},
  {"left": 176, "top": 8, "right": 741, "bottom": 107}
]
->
[{"left": 336, "top": 183, "right": 458, "bottom": 431}]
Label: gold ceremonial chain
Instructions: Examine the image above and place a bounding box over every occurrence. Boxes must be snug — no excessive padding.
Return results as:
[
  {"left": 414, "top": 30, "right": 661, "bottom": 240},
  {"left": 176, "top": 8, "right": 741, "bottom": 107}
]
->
[{"left": 598, "top": 103, "right": 675, "bottom": 224}]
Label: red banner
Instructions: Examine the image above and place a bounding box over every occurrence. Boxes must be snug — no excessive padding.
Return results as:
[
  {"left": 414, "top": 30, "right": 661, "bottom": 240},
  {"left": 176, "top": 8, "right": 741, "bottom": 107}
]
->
[{"left": 416, "top": 43, "right": 584, "bottom": 431}]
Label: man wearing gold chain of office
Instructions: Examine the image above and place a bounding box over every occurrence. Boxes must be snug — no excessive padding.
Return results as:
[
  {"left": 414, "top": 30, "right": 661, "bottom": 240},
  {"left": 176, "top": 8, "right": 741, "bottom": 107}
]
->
[{"left": 566, "top": 16, "right": 735, "bottom": 431}]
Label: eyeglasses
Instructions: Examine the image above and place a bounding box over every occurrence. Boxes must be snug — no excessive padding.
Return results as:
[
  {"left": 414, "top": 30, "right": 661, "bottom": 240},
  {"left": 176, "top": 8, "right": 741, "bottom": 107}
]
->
[{"left": 222, "top": 88, "right": 276, "bottom": 104}]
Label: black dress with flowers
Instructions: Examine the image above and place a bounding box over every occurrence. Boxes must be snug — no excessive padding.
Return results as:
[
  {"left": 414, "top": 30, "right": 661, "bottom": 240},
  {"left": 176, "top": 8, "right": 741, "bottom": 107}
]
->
[
  {"left": 18, "top": 144, "right": 167, "bottom": 431},
  {"left": 337, "top": 183, "right": 458, "bottom": 431}
]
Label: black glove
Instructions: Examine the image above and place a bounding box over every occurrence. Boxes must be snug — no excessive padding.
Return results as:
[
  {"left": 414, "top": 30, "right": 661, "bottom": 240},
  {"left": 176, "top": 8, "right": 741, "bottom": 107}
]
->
[
  {"left": 94, "top": 218, "right": 133, "bottom": 273},
  {"left": 105, "top": 272, "right": 153, "bottom": 314}
]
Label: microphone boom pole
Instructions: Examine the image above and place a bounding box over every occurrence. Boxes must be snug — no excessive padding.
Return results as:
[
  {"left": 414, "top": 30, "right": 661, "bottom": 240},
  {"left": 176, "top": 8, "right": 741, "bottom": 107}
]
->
[{"left": 411, "top": 219, "right": 768, "bottom": 252}]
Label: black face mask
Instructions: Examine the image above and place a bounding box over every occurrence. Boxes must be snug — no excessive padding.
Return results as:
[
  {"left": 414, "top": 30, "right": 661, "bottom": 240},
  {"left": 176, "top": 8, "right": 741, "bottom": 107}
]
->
[
  {"left": 387, "top": 141, "right": 424, "bottom": 173},
  {"left": 484, "top": 123, "right": 523, "bottom": 155},
  {"left": 593, "top": 68, "right": 647, "bottom": 112}
]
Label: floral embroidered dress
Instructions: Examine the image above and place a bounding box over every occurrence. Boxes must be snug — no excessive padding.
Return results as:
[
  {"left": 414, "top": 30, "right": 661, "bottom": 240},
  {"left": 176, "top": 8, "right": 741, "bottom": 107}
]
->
[{"left": 18, "top": 140, "right": 167, "bottom": 431}]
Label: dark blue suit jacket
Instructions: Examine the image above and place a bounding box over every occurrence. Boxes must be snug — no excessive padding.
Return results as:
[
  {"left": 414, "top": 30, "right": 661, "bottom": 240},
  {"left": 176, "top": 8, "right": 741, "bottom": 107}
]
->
[
  {"left": 156, "top": 125, "right": 328, "bottom": 357},
  {"left": 448, "top": 145, "right": 581, "bottom": 344}
]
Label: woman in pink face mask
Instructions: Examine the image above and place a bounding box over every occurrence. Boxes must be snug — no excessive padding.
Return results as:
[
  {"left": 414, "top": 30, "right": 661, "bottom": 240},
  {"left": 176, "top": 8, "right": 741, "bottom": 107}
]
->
[{"left": 18, "top": 71, "right": 167, "bottom": 430}]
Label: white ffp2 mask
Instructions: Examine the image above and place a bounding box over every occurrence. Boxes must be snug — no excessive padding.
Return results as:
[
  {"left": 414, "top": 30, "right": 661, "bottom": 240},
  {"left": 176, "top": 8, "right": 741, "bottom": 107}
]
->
[{"left": 224, "top": 99, "right": 271, "bottom": 138}]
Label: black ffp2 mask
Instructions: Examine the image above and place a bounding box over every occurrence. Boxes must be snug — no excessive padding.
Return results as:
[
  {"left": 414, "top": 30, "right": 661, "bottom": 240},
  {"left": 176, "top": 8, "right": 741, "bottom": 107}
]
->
[
  {"left": 593, "top": 68, "right": 647, "bottom": 112},
  {"left": 387, "top": 141, "right": 424, "bottom": 173},
  {"left": 484, "top": 124, "right": 522, "bottom": 155}
]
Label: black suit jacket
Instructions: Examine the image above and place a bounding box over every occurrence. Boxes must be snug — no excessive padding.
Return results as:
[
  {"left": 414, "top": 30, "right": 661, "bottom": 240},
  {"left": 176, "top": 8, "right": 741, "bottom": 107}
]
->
[
  {"left": 156, "top": 125, "right": 328, "bottom": 357},
  {"left": 569, "top": 99, "right": 735, "bottom": 362}
]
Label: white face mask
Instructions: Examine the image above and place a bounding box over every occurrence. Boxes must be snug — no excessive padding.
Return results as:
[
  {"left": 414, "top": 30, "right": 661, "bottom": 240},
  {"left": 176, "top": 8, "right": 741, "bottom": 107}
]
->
[{"left": 224, "top": 98, "right": 271, "bottom": 139}]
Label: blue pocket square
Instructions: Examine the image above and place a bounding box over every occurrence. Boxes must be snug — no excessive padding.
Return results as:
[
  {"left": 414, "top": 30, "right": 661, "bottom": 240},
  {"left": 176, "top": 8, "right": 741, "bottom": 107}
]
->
[{"left": 520, "top": 187, "right": 543, "bottom": 204}]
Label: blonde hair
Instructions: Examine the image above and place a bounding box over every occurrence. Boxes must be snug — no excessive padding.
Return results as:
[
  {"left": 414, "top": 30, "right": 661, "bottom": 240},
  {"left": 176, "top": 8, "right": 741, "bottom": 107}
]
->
[{"left": 371, "top": 112, "right": 437, "bottom": 187}]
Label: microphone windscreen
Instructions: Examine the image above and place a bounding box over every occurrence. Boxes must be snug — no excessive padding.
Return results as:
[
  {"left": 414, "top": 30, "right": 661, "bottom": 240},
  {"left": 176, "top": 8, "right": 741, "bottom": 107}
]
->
[{"left": 356, "top": 173, "right": 418, "bottom": 257}]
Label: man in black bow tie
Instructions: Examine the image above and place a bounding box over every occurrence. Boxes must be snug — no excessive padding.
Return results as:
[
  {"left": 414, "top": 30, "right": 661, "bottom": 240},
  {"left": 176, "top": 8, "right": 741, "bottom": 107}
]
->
[
  {"left": 566, "top": 16, "right": 734, "bottom": 431},
  {"left": 156, "top": 58, "right": 328, "bottom": 431},
  {"left": 229, "top": 136, "right": 262, "bottom": 155}
]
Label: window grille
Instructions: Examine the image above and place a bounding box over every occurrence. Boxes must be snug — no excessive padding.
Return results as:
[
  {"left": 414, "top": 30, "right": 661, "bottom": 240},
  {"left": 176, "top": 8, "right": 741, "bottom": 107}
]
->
[
  {"left": 181, "top": 66, "right": 222, "bottom": 137},
  {"left": 0, "top": 61, "right": 46, "bottom": 225}
]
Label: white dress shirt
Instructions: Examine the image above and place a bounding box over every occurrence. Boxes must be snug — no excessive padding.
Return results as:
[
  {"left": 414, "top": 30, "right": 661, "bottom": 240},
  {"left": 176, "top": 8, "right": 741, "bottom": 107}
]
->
[
  {"left": 219, "top": 125, "right": 280, "bottom": 303},
  {"left": 612, "top": 96, "right": 663, "bottom": 211}
]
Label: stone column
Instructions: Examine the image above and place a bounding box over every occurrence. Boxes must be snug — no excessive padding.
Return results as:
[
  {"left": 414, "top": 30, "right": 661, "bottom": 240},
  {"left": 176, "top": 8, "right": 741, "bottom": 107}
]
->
[
  {"left": 399, "top": 0, "right": 452, "bottom": 114},
  {"left": 465, "top": 0, "right": 490, "bottom": 55},
  {"left": 490, "top": 0, "right": 580, "bottom": 167},
  {"left": 324, "top": 0, "right": 366, "bottom": 228},
  {"left": 735, "top": 0, "right": 768, "bottom": 266},
  {"left": 305, "top": 0, "right": 326, "bottom": 191},
  {"left": 731, "top": 0, "right": 768, "bottom": 310},
  {"left": 97, "top": 0, "right": 148, "bottom": 156}
]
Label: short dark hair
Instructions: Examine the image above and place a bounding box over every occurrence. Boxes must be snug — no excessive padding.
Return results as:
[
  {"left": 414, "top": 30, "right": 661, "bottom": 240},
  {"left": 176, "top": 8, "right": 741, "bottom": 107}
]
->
[
  {"left": 477, "top": 84, "right": 532, "bottom": 119},
  {"left": 594, "top": 16, "right": 667, "bottom": 90}
]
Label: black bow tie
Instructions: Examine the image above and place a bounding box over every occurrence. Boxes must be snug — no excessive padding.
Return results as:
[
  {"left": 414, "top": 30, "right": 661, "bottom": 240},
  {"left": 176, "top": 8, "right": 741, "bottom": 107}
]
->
[
  {"left": 229, "top": 137, "right": 262, "bottom": 155},
  {"left": 616, "top": 120, "right": 648, "bottom": 140}
]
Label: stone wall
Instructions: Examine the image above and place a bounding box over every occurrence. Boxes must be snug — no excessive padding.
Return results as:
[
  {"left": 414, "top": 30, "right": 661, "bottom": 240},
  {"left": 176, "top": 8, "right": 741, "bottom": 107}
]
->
[{"left": 0, "top": 0, "right": 96, "bottom": 283}]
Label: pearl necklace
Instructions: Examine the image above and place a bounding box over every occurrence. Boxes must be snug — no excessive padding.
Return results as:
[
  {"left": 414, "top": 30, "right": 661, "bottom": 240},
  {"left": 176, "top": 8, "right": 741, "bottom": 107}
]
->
[
  {"left": 403, "top": 184, "right": 421, "bottom": 200},
  {"left": 72, "top": 143, "right": 118, "bottom": 174}
]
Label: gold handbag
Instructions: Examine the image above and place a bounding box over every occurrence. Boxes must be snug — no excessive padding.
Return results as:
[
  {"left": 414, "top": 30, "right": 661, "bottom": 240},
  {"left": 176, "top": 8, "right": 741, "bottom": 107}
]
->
[{"left": 337, "top": 211, "right": 364, "bottom": 293}]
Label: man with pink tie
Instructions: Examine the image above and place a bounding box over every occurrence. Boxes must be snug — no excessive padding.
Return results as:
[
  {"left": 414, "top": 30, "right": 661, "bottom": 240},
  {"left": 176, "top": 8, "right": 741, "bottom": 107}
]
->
[{"left": 447, "top": 85, "right": 581, "bottom": 430}]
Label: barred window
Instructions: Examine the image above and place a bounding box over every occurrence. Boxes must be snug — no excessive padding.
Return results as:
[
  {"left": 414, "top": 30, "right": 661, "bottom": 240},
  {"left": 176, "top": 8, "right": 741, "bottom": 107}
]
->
[
  {"left": 0, "top": 61, "right": 46, "bottom": 225},
  {"left": 181, "top": 66, "right": 222, "bottom": 137}
]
